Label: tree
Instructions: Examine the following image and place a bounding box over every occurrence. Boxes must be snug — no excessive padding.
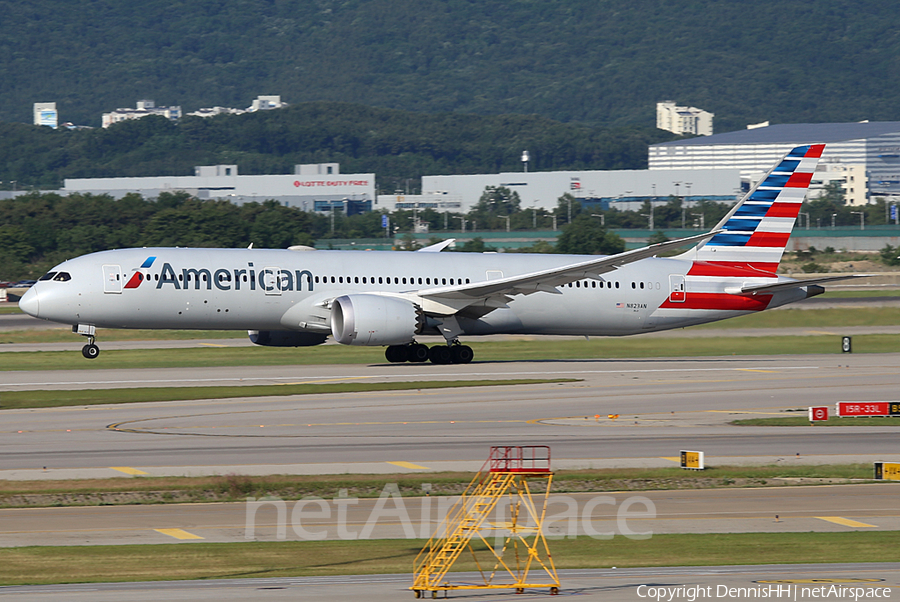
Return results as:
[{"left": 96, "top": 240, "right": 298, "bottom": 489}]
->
[
  {"left": 555, "top": 215, "right": 625, "bottom": 255},
  {"left": 468, "top": 186, "right": 522, "bottom": 230}
]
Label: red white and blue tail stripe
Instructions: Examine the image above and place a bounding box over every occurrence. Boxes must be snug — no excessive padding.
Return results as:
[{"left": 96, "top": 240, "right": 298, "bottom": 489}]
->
[{"left": 687, "top": 144, "right": 825, "bottom": 274}]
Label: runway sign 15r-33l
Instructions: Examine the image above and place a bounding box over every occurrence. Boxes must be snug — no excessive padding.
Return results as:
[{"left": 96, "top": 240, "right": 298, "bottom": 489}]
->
[{"left": 836, "top": 402, "right": 900, "bottom": 417}]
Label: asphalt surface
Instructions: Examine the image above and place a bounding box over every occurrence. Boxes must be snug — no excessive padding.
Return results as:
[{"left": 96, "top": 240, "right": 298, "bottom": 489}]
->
[
  {"left": 2, "top": 564, "right": 898, "bottom": 601},
  {"left": 3, "top": 355, "right": 900, "bottom": 476},
  {"left": 2, "top": 484, "right": 897, "bottom": 547}
]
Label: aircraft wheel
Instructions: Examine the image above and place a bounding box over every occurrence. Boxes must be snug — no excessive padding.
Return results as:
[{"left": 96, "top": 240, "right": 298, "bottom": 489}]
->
[
  {"left": 82, "top": 344, "right": 100, "bottom": 359},
  {"left": 385, "top": 345, "right": 408, "bottom": 363},
  {"left": 450, "top": 345, "right": 473, "bottom": 364},
  {"left": 408, "top": 343, "right": 430, "bottom": 363},
  {"left": 428, "top": 345, "right": 452, "bottom": 364}
]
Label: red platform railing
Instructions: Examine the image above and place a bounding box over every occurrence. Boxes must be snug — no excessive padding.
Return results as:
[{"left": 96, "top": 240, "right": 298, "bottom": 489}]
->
[{"left": 487, "top": 445, "right": 551, "bottom": 473}]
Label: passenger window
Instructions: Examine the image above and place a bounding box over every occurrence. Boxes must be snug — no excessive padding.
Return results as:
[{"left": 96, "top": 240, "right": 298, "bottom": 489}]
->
[
  {"left": 450, "top": 278, "right": 454, "bottom": 285},
  {"left": 426, "top": 278, "right": 431, "bottom": 285},
  {"left": 442, "top": 278, "right": 447, "bottom": 285},
  {"left": 631, "top": 282, "right": 635, "bottom": 289},
  {"left": 640, "top": 282, "right": 644, "bottom": 289},
  {"left": 615, "top": 282, "right": 619, "bottom": 288}
]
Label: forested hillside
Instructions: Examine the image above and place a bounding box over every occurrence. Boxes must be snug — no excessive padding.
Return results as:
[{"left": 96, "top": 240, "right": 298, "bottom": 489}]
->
[
  {"left": 0, "top": 103, "right": 675, "bottom": 190},
  {"left": 2, "top": 0, "right": 899, "bottom": 129}
]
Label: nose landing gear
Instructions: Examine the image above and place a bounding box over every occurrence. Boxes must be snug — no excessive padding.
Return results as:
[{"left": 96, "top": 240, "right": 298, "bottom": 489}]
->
[{"left": 74, "top": 324, "right": 100, "bottom": 359}]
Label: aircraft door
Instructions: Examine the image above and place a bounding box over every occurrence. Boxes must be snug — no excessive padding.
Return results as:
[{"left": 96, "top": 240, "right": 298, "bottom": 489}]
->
[
  {"left": 102, "top": 265, "right": 123, "bottom": 294},
  {"left": 669, "top": 274, "right": 686, "bottom": 303},
  {"left": 262, "top": 267, "right": 282, "bottom": 296}
]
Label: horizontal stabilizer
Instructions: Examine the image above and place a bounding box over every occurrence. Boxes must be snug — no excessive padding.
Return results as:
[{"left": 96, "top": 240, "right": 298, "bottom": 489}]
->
[{"left": 733, "top": 274, "right": 874, "bottom": 296}]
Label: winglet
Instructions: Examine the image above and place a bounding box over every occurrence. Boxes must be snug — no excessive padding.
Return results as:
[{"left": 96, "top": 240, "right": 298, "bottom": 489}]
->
[{"left": 417, "top": 239, "right": 456, "bottom": 253}]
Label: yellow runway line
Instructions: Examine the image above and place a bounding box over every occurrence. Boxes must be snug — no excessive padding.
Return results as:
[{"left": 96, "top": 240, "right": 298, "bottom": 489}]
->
[
  {"left": 387, "top": 461, "right": 430, "bottom": 470},
  {"left": 154, "top": 528, "right": 205, "bottom": 540},
  {"left": 109, "top": 466, "right": 148, "bottom": 475},
  {"left": 815, "top": 516, "right": 877, "bottom": 528}
]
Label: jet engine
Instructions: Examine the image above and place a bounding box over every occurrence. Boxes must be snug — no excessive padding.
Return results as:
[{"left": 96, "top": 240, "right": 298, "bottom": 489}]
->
[
  {"left": 248, "top": 330, "right": 328, "bottom": 347},
  {"left": 330, "top": 294, "right": 425, "bottom": 346}
]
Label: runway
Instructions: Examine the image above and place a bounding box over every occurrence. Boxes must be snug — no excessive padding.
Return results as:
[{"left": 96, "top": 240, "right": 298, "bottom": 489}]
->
[
  {"left": 1, "top": 484, "right": 898, "bottom": 547},
  {"left": 1, "top": 564, "right": 898, "bottom": 601},
  {"left": 3, "top": 355, "right": 900, "bottom": 476}
]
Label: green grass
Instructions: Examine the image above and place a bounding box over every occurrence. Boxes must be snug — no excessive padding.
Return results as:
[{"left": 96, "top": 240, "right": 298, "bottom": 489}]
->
[
  {"left": 0, "top": 465, "right": 881, "bottom": 509},
  {"left": 1, "top": 532, "right": 897, "bottom": 585},
  {"left": 0, "top": 327, "right": 242, "bottom": 344},
  {"left": 690, "top": 307, "right": 900, "bottom": 329},
  {"left": 0, "top": 378, "right": 574, "bottom": 410},
  {"left": 732, "top": 415, "right": 900, "bottom": 427},
  {"left": 3, "top": 334, "right": 900, "bottom": 372},
  {"left": 0, "top": 305, "right": 23, "bottom": 315}
]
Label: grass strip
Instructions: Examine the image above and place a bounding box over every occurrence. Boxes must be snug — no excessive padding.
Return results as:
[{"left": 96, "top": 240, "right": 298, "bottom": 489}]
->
[
  {"left": 0, "top": 465, "right": 882, "bottom": 508},
  {"left": 3, "top": 305, "right": 900, "bottom": 346},
  {"left": 732, "top": 415, "right": 900, "bottom": 426},
  {"left": 0, "top": 379, "right": 574, "bottom": 410},
  {"left": 690, "top": 307, "right": 900, "bottom": 329},
  {"left": 1, "top": 532, "right": 898, "bottom": 585},
  {"left": 4, "top": 334, "right": 900, "bottom": 372}
]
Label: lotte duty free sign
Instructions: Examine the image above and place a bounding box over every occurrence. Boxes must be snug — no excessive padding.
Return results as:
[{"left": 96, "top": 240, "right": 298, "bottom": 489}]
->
[{"left": 836, "top": 402, "right": 900, "bottom": 417}]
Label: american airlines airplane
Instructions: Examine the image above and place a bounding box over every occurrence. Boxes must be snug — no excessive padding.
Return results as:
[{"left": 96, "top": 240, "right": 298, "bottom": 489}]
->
[{"left": 18, "top": 144, "right": 861, "bottom": 364}]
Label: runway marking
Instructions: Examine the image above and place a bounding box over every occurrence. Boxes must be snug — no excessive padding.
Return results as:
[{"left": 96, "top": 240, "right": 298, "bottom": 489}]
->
[
  {"left": 386, "top": 461, "right": 429, "bottom": 470},
  {"left": 706, "top": 410, "right": 785, "bottom": 415},
  {"left": 198, "top": 343, "right": 229, "bottom": 347},
  {"left": 281, "top": 377, "right": 372, "bottom": 386},
  {"left": 6, "top": 366, "right": 821, "bottom": 388},
  {"left": 154, "top": 528, "right": 205, "bottom": 540},
  {"left": 735, "top": 369, "right": 778, "bottom": 373},
  {"left": 109, "top": 466, "right": 147, "bottom": 475},
  {"left": 660, "top": 457, "right": 680, "bottom": 462},
  {"left": 815, "top": 516, "right": 877, "bottom": 528}
]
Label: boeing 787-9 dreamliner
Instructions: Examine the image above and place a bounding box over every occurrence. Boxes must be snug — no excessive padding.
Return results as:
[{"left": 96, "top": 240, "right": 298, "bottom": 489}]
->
[{"left": 19, "top": 144, "right": 863, "bottom": 363}]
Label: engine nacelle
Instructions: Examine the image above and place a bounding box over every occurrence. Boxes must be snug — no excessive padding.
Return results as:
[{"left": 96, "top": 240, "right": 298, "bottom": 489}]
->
[
  {"left": 330, "top": 294, "right": 424, "bottom": 346},
  {"left": 248, "top": 330, "right": 328, "bottom": 347}
]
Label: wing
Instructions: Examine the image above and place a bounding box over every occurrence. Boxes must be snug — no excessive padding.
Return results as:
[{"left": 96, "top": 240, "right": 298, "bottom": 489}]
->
[{"left": 410, "top": 230, "right": 720, "bottom": 315}]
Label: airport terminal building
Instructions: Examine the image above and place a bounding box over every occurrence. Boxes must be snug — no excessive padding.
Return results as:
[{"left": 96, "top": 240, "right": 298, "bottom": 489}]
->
[
  {"left": 649, "top": 121, "right": 900, "bottom": 204},
  {"left": 63, "top": 164, "right": 375, "bottom": 214}
]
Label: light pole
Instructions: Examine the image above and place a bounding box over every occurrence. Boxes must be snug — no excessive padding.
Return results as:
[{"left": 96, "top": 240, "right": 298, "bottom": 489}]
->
[
  {"left": 799, "top": 211, "right": 810, "bottom": 230},
  {"left": 457, "top": 217, "right": 466, "bottom": 233},
  {"left": 521, "top": 150, "right": 529, "bottom": 173},
  {"left": 851, "top": 210, "right": 865, "bottom": 230},
  {"left": 591, "top": 213, "right": 605, "bottom": 226},
  {"left": 499, "top": 215, "right": 510, "bottom": 232},
  {"left": 832, "top": 213, "right": 837, "bottom": 229}
]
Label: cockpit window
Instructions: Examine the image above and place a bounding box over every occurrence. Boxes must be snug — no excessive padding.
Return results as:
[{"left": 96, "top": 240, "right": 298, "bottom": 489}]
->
[
  {"left": 53, "top": 272, "right": 71, "bottom": 282},
  {"left": 39, "top": 272, "right": 57, "bottom": 281}
]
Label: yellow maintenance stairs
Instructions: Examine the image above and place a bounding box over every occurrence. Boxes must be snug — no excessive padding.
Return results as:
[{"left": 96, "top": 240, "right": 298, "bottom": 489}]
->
[{"left": 411, "top": 445, "right": 560, "bottom": 597}]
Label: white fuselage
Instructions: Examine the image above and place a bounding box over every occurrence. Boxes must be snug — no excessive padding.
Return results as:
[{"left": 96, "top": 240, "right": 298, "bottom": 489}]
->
[{"left": 21, "top": 247, "right": 807, "bottom": 339}]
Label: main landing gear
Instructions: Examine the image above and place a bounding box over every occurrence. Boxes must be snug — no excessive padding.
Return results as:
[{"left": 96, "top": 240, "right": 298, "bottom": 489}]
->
[{"left": 385, "top": 342, "right": 474, "bottom": 365}]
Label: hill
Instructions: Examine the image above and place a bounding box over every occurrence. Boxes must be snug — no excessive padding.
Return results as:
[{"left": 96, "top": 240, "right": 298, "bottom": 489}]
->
[
  {"left": 0, "top": 103, "right": 675, "bottom": 190},
  {"left": 2, "top": 0, "right": 899, "bottom": 129}
]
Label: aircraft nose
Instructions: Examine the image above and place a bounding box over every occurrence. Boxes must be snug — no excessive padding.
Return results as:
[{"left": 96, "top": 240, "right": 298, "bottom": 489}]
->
[{"left": 18, "top": 286, "right": 40, "bottom": 318}]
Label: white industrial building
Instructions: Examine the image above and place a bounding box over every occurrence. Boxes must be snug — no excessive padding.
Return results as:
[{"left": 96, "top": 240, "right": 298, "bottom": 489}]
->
[
  {"left": 33, "top": 102, "right": 58, "bottom": 128},
  {"left": 421, "top": 168, "right": 741, "bottom": 214},
  {"left": 649, "top": 121, "right": 900, "bottom": 205},
  {"left": 102, "top": 100, "right": 181, "bottom": 128},
  {"left": 63, "top": 164, "right": 374, "bottom": 213},
  {"left": 656, "top": 101, "right": 714, "bottom": 136}
]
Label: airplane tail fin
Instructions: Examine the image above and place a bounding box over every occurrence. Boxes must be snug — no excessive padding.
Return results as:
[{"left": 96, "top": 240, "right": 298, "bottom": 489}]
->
[{"left": 679, "top": 144, "right": 825, "bottom": 274}]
